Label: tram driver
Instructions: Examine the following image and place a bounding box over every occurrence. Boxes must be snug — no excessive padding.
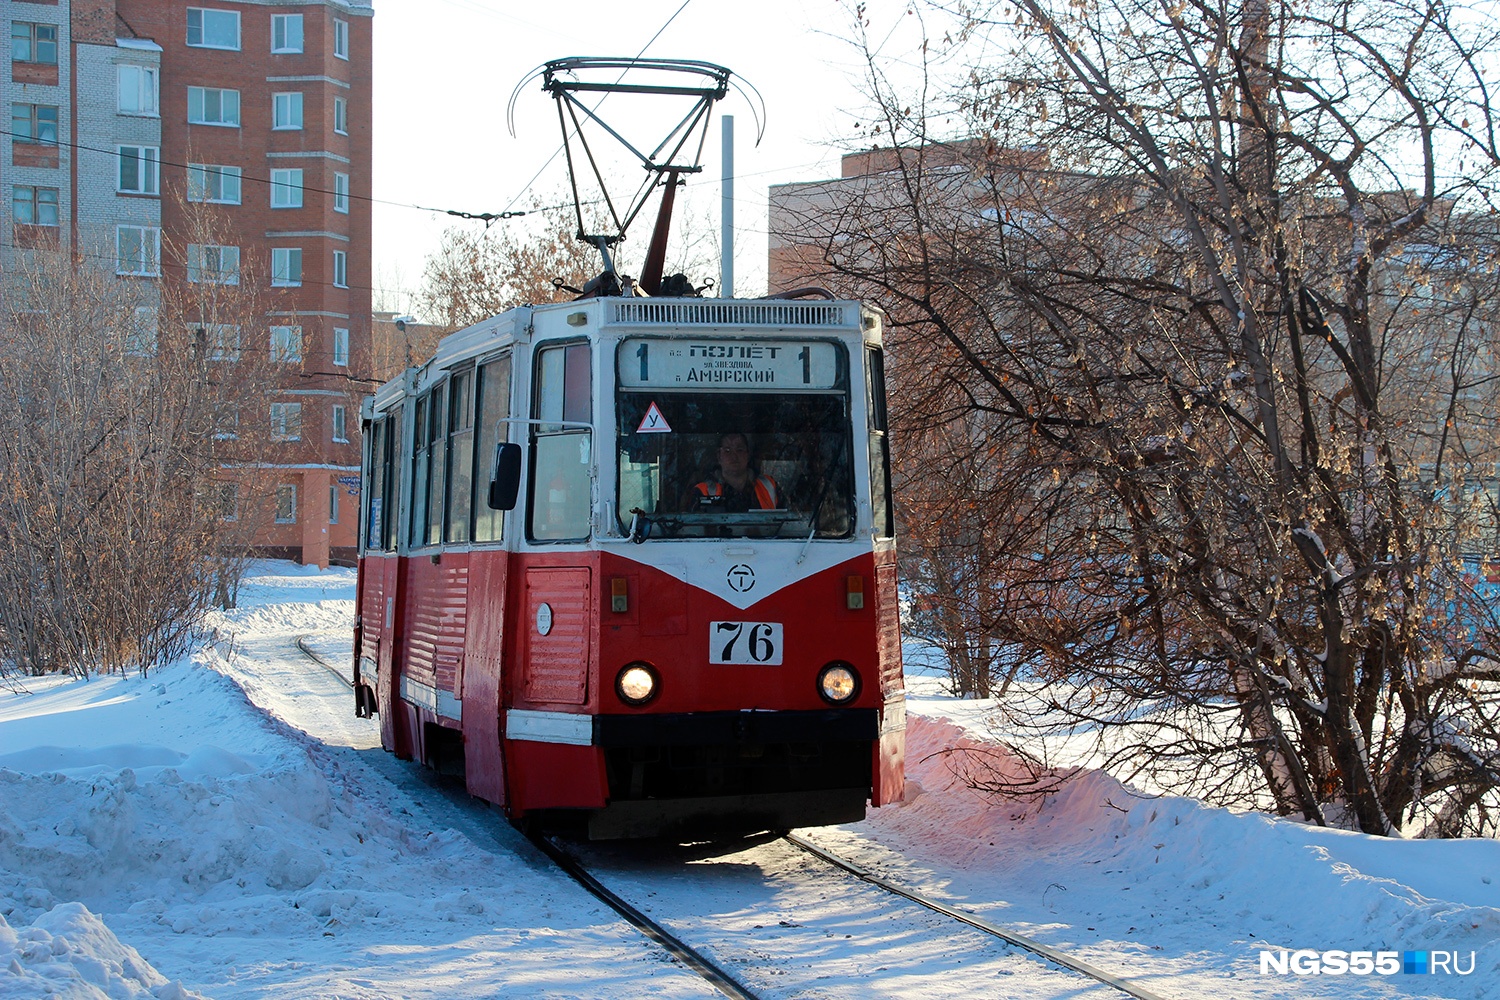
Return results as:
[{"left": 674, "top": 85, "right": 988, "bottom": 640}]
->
[{"left": 687, "top": 432, "right": 782, "bottom": 512}]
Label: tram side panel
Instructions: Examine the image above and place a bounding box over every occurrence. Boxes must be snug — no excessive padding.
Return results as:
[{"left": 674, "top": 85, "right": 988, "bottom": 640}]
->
[
  {"left": 502, "top": 550, "right": 610, "bottom": 813},
  {"left": 389, "top": 552, "right": 470, "bottom": 767}
]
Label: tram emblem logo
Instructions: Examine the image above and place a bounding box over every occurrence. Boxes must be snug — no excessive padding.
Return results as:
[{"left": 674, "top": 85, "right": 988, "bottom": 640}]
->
[{"left": 726, "top": 564, "right": 756, "bottom": 593}]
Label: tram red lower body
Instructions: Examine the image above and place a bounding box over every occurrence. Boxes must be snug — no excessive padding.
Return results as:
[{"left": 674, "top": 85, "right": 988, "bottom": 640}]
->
[{"left": 354, "top": 547, "right": 905, "bottom": 836}]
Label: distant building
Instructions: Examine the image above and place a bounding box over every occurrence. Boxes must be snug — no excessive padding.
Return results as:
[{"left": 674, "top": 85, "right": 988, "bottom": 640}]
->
[{"left": 1, "top": 0, "right": 373, "bottom": 566}]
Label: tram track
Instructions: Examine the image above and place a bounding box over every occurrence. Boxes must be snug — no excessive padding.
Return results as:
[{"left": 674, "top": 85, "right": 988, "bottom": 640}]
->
[{"left": 286, "top": 643, "right": 1170, "bottom": 998}]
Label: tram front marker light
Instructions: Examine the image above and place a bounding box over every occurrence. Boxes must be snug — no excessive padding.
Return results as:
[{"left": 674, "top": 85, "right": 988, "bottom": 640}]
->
[
  {"left": 817, "top": 662, "right": 860, "bottom": 705},
  {"left": 616, "top": 662, "right": 658, "bottom": 706},
  {"left": 846, "top": 574, "right": 865, "bottom": 610},
  {"left": 610, "top": 576, "right": 628, "bottom": 613}
]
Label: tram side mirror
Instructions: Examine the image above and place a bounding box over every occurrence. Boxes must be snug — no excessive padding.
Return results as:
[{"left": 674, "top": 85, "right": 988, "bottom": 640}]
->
[{"left": 488, "top": 442, "right": 522, "bottom": 510}]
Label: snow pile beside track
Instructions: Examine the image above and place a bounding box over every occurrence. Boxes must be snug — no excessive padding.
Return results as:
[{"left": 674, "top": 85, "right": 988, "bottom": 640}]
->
[
  {"left": 0, "top": 902, "right": 203, "bottom": 999},
  {"left": 855, "top": 712, "right": 1500, "bottom": 993}
]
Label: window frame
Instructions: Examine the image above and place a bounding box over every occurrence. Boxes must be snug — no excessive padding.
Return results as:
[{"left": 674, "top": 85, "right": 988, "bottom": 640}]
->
[
  {"left": 332, "top": 404, "right": 348, "bottom": 443},
  {"left": 11, "top": 22, "right": 58, "bottom": 65},
  {"left": 332, "top": 327, "right": 350, "bottom": 367},
  {"left": 332, "top": 18, "right": 349, "bottom": 59},
  {"left": 271, "top": 247, "right": 303, "bottom": 287},
  {"left": 186, "top": 8, "right": 241, "bottom": 51},
  {"left": 271, "top": 13, "right": 304, "bottom": 53},
  {"left": 270, "top": 402, "right": 303, "bottom": 442},
  {"left": 11, "top": 103, "right": 59, "bottom": 144},
  {"left": 13, "top": 185, "right": 59, "bottom": 226},
  {"left": 269, "top": 167, "right": 304, "bottom": 208},
  {"left": 333, "top": 96, "right": 348, "bottom": 135},
  {"left": 117, "top": 145, "right": 160, "bottom": 196},
  {"left": 332, "top": 250, "right": 348, "bottom": 289},
  {"left": 117, "top": 65, "right": 159, "bottom": 116},
  {"left": 274, "top": 484, "right": 298, "bottom": 523},
  {"left": 269, "top": 324, "right": 303, "bottom": 364},
  {"left": 202, "top": 323, "right": 241, "bottom": 362},
  {"left": 187, "top": 86, "right": 241, "bottom": 127},
  {"left": 333, "top": 172, "right": 349, "bottom": 213},
  {"left": 186, "top": 244, "right": 241, "bottom": 285},
  {"left": 117, "top": 226, "right": 160, "bottom": 276},
  {"left": 272, "top": 91, "right": 304, "bottom": 130},
  {"left": 186, "top": 163, "right": 242, "bottom": 204}
]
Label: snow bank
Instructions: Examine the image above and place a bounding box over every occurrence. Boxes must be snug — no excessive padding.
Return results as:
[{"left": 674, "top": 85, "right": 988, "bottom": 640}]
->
[{"left": 0, "top": 902, "right": 202, "bottom": 999}]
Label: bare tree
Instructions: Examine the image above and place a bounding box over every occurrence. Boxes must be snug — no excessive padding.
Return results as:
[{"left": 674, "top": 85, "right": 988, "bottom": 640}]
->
[
  {"left": 416, "top": 208, "right": 601, "bottom": 328},
  {"left": 779, "top": 0, "right": 1500, "bottom": 835},
  {"left": 0, "top": 218, "right": 277, "bottom": 678}
]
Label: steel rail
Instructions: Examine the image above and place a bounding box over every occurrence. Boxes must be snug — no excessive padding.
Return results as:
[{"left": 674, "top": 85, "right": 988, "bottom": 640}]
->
[
  {"left": 785, "top": 834, "right": 1174, "bottom": 1000},
  {"left": 294, "top": 635, "right": 353, "bottom": 690},
  {"left": 526, "top": 833, "right": 763, "bottom": 1000}
]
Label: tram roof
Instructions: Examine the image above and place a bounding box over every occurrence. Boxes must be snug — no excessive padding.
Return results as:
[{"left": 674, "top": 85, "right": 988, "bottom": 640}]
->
[{"left": 369, "top": 295, "right": 883, "bottom": 410}]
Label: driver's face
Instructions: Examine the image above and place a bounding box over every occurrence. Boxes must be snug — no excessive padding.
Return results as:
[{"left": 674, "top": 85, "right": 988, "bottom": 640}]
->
[{"left": 718, "top": 436, "right": 750, "bottom": 476}]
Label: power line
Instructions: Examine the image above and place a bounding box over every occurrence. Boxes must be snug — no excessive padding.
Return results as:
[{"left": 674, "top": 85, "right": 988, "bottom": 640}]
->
[
  {"left": 498, "top": 0, "right": 695, "bottom": 216},
  {"left": 0, "top": 126, "right": 562, "bottom": 223}
]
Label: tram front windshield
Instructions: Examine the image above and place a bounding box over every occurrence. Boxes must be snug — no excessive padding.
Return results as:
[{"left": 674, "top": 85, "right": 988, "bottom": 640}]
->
[{"left": 616, "top": 388, "right": 854, "bottom": 539}]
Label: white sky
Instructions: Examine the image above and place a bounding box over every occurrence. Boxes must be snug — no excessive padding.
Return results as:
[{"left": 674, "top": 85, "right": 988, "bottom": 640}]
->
[{"left": 369, "top": 0, "right": 926, "bottom": 312}]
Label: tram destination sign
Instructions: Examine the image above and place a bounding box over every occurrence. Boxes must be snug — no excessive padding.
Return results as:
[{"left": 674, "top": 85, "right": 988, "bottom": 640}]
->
[{"left": 619, "top": 338, "right": 839, "bottom": 390}]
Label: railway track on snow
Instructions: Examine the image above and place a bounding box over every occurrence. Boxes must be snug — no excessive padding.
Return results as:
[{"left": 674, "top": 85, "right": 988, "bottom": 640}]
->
[
  {"left": 289, "top": 643, "right": 1169, "bottom": 999},
  {"left": 542, "top": 831, "right": 1175, "bottom": 1000}
]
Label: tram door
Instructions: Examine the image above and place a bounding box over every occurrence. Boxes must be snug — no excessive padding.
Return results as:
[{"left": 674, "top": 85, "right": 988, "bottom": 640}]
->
[
  {"left": 364, "top": 413, "right": 405, "bottom": 756},
  {"left": 460, "top": 355, "right": 513, "bottom": 805}
]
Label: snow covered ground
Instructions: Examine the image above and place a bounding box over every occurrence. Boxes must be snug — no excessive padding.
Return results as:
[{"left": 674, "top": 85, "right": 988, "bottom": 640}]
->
[{"left": 1, "top": 561, "right": 1496, "bottom": 998}]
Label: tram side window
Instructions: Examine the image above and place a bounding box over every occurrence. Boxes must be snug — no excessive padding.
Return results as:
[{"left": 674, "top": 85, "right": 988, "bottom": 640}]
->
[
  {"left": 409, "top": 396, "right": 428, "bottom": 546},
  {"left": 530, "top": 343, "right": 591, "bottom": 541},
  {"left": 425, "top": 383, "right": 448, "bottom": 546},
  {"left": 445, "top": 369, "right": 474, "bottom": 544},
  {"left": 867, "top": 348, "right": 894, "bottom": 538},
  {"left": 364, "top": 418, "right": 386, "bottom": 551},
  {"left": 383, "top": 415, "right": 402, "bottom": 551},
  {"left": 473, "top": 355, "right": 512, "bottom": 542}
]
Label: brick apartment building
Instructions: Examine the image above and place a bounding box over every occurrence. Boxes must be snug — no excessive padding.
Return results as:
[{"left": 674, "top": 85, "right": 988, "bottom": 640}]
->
[{"left": 2, "top": 0, "right": 372, "bottom": 567}]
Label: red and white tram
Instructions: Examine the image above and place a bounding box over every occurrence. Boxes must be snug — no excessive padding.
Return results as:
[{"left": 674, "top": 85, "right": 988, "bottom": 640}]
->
[{"left": 352, "top": 294, "right": 905, "bottom": 838}]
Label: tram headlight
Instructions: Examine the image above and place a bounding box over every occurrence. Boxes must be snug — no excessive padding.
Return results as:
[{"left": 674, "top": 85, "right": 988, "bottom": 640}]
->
[
  {"left": 817, "top": 661, "right": 860, "bottom": 705},
  {"left": 615, "top": 662, "right": 659, "bottom": 706}
]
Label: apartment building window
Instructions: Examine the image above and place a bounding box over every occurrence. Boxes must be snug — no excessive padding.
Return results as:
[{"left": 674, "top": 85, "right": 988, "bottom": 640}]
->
[
  {"left": 332, "top": 19, "right": 348, "bottom": 59},
  {"left": 186, "top": 164, "right": 241, "bottom": 204},
  {"left": 187, "top": 244, "right": 240, "bottom": 284},
  {"left": 271, "top": 248, "right": 302, "bottom": 287},
  {"left": 213, "top": 405, "right": 239, "bottom": 439},
  {"left": 271, "top": 14, "right": 303, "bottom": 53},
  {"left": 217, "top": 482, "right": 239, "bottom": 521},
  {"left": 188, "top": 87, "right": 240, "bottom": 127},
  {"left": 187, "top": 8, "right": 240, "bottom": 50},
  {"left": 14, "top": 186, "right": 59, "bottom": 226},
  {"left": 332, "top": 404, "right": 348, "bottom": 443},
  {"left": 333, "top": 97, "right": 347, "bottom": 135},
  {"left": 11, "top": 22, "right": 58, "bottom": 64},
  {"left": 12, "top": 103, "right": 58, "bottom": 143},
  {"left": 333, "top": 172, "right": 349, "bottom": 213},
  {"left": 117, "top": 65, "right": 158, "bottom": 116},
  {"left": 275, "top": 484, "right": 298, "bottom": 523},
  {"left": 270, "top": 404, "right": 302, "bottom": 442},
  {"left": 200, "top": 323, "right": 240, "bottom": 361},
  {"left": 332, "top": 250, "right": 348, "bottom": 288},
  {"left": 117, "top": 146, "right": 159, "bottom": 195},
  {"left": 329, "top": 483, "right": 339, "bottom": 524},
  {"left": 270, "top": 325, "right": 303, "bottom": 363},
  {"left": 332, "top": 327, "right": 349, "bottom": 367},
  {"left": 272, "top": 92, "right": 303, "bottom": 130},
  {"left": 116, "top": 225, "right": 160, "bottom": 275},
  {"left": 270, "top": 168, "right": 303, "bottom": 208},
  {"left": 128, "top": 306, "right": 158, "bottom": 356}
]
